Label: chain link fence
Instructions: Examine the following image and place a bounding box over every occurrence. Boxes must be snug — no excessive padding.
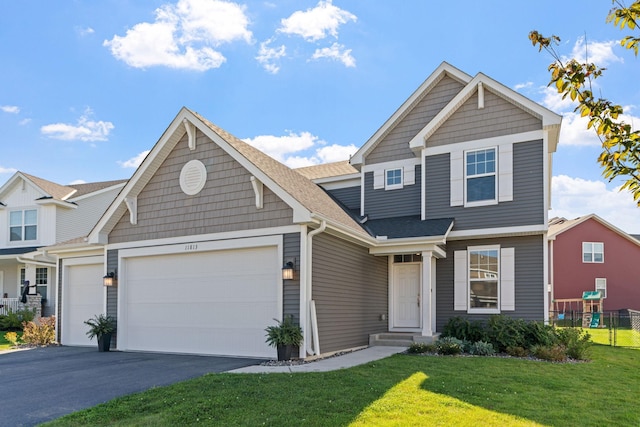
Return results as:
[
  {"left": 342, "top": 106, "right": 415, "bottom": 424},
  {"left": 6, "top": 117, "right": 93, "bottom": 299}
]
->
[{"left": 550, "top": 309, "right": 640, "bottom": 348}]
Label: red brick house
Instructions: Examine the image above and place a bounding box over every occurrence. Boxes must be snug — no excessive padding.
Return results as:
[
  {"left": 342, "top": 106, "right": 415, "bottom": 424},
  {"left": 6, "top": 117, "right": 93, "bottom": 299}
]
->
[{"left": 548, "top": 214, "right": 640, "bottom": 313}]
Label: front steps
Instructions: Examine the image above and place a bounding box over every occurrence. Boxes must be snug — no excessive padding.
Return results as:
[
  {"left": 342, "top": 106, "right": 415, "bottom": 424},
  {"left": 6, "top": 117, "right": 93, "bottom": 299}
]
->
[{"left": 369, "top": 332, "right": 441, "bottom": 347}]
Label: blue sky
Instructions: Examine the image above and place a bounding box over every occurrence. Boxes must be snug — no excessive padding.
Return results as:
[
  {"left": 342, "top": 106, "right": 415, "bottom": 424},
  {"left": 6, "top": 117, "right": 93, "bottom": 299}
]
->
[{"left": 1, "top": 1, "right": 639, "bottom": 232}]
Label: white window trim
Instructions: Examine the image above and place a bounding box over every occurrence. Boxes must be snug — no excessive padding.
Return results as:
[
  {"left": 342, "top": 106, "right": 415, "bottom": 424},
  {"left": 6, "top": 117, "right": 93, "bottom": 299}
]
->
[
  {"left": 385, "top": 168, "right": 403, "bottom": 190},
  {"left": 582, "top": 242, "right": 604, "bottom": 263},
  {"left": 464, "top": 147, "right": 498, "bottom": 208},
  {"left": 467, "top": 244, "right": 501, "bottom": 314},
  {"left": 9, "top": 208, "right": 38, "bottom": 243},
  {"left": 595, "top": 278, "right": 607, "bottom": 299}
]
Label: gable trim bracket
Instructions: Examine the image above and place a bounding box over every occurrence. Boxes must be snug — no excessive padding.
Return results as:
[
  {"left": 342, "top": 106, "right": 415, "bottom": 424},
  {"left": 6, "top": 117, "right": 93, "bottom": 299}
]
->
[
  {"left": 125, "top": 196, "right": 137, "bottom": 225},
  {"left": 250, "top": 176, "right": 264, "bottom": 209},
  {"left": 183, "top": 118, "right": 196, "bottom": 151}
]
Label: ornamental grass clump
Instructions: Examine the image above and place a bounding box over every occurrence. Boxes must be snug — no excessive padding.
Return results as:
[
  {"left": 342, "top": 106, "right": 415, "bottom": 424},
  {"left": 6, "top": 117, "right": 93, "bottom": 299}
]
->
[{"left": 21, "top": 316, "right": 56, "bottom": 346}]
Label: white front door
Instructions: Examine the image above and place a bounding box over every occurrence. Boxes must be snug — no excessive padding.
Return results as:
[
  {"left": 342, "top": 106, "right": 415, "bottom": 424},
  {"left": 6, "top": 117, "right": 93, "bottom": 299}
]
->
[{"left": 393, "top": 264, "right": 421, "bottom": 329}]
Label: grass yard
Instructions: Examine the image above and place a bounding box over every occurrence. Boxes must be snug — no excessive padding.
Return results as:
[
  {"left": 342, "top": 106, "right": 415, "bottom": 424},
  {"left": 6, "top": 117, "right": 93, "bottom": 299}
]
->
[
  {"left": 44, "top": 344, "right": 639, "bottom": 427},
  {"left": 0, "top": 330, "right": 21, "bottom": 350}
]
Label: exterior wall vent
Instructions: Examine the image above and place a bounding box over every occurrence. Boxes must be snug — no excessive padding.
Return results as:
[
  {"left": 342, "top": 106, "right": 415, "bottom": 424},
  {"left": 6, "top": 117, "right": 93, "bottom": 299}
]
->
[{"left": 179, "top": 160, "right": 207, "bottom": 195}]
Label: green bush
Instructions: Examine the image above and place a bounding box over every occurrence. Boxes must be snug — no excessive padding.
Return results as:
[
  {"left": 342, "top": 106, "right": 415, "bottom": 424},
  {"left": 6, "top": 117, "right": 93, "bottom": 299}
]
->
[
  {"left": 523, "top": 322, "right": 558, "bottom": 348},
  {"left": 442, "top": 316, "right": 486, "bottom": 342},
  {"left": 0, "top": 308, "right": 36, "bottom": 331},
  {"left": 436, "top": 336, "right": 463, "bottom": 355},
  {"left": 531, "top": 344, "right": 566, "bottom": 362},
  {"left": 407, "top": 342, "right": 436, "bottom": 354},
  {"left": 556, "top": 328, "right": 592, "bottom": 360},
  {"left": 505, "top": 346, "right": 529, "bottom": 358},
  {"left": 468, "top": 341, "right": 496, "bottom": 356},
  {"left": 486, "top": 315, "right": 528, "bottom": 352}
]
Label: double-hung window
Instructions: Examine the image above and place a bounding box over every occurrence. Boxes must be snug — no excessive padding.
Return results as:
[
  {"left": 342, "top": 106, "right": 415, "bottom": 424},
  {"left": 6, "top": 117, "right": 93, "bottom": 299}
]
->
[
  {"left": 468, "top": 248, "right": 499, "bottom": 311},
  {"left": 595, "top": 278, "right": 607, "bottom": 298},
  {"left": 465, "top": 148, "right": 496, "bottom": 204},
  {"left": 582, "top": 242, "right": 604, "bottom": 263},
  {"left": 9, "top": 209, "right": 37, "bottom": 242}
]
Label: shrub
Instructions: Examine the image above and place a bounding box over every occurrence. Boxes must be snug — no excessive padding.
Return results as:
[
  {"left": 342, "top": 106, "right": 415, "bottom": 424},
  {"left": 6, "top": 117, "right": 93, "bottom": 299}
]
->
[
  {"left": 0, "top": 308, "right": 35, "bottom": 331},
  {"left": 523, "top": 322, "right": 558, "bottom": 348},
  {"left": 506, "top": 346, "right": 529, "bottom": 358},
  {"left": 442, "top": 316, "right": 486, "bottom": 342},
  {"left": 556, "top": 328, "right": 592, "bottom": 360},
  {"left": 265, "top": 315, "right": 303, "bottom": 348},
  {"left": 436, "top": 336, "right": 463, "bottom": 355},
  {"left": 21, "top": 316, "right": 56, "bottom": 346},
  {"left": 486, "top": 315, "right": 528, "bottom": 352},
  {"left": 468, "top": 341, "right": 496, "bottom": 356},
  {"left": 531, "top": 344, "right": 566, "bottom": 362},
  {"left": 407, "top": 342, "right": 437, "bottom": 354},
  {"left": 3, "top": 331, "right": 19, "bottom": 346}
]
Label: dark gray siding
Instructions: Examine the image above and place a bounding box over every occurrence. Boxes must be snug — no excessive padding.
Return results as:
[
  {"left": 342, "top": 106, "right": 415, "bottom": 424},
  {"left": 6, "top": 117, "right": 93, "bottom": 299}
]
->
[
  {"left": 106, "top": 249, "right": 118, "bottom": 349},
  {"left": 435, "top": 235, "right": 544, "bottom": 331},
  {"left": 312, "top": 233, "right": 388, "bottom": 354},
  {"left": 367, "top": 75, "right": 464, "bottom": 164},
  {"left": 283, "top": 233, "right": 301, "bottom": 321},
  {"left": 109, "top": 130, "right": 293, "bottom": 244},
  {"left": 327, "top": 186, "right": 360, "bottom": 212},
  {"left": 425, "top": 140, "right": 544, "bottom": 229},
  {"left": 363, "top": 166, "right": 422, "bottom": 220},
  {"left": 427, "top": 89, "right": 542, "bottom": 147}
]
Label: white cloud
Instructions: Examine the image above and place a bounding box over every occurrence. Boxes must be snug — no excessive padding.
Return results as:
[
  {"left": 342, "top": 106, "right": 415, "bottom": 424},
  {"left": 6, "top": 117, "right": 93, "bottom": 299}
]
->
[
  {"left": 514, "top": 82, "right": 533, "bottom": 91},
  {"left": 77, "top": 27, "right": 95, "bottom": 37},
  {"left": 310, "top": 42, "right": 355, "bottom": 67},
  {"left": 41, "top": 108, "right": 114, "bottom": 142},
  {"left": 1, "top": 105, "right": 20, "bottom": 114},
  {"left": 0, "top": 166, "right": 17, "bottom": 174},
  {"left": 551, "top": 174, "right": 640, "bottom": 233},
  {"left": 118, "top": 150, "right": 151, "bottom": 168},
  {"left": 278, "top": 0, "right": 356, "bottom": 42},
  {"left": 565, "top": 37, "right": 623, "bottom": 66},
  {"left": 316, "top": 143, "right": 357, "bottom": 163},
  {"left": 104, "top": 0, "right": 252, "bottom": 71},
  {"left": 68, "top": 179, "right": 87, "bottom": 185},
  {"left": 18, "top": 118, "right": 31, "bottom": 126},
  {"left": 256, "top": 38, "right": 286, "bottom": 74},
  {"left": 540, "top": 85, "right": 577, "bottom": 113}
]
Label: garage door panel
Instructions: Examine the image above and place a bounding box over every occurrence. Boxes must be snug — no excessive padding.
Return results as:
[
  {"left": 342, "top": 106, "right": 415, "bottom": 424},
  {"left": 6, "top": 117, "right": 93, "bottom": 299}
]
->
[
  {"left": 63, "top": 262, "right": 104, "bottom": 346},
  {"left": 123, "top": 246, "right": 279, "bottom": 358}
]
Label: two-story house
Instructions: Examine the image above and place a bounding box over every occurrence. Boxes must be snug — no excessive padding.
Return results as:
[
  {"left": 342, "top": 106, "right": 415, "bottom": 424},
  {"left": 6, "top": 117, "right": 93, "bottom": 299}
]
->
[
  {"left": 548, "top": 214, "right": 640, "bottom": 313},
  {"left": 50, "top": 62, "right": 561, "bottom": 358},
  {"left": 0, "top": 172, "right": 126, "bottom": 315}
]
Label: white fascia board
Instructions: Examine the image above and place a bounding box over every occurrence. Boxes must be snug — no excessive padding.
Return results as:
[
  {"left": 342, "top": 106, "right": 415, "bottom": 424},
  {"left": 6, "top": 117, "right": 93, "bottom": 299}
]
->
[
  {"left": 361, "top": 157, "right": 421, "bottom": 173},
  {"left": 35, "top": 198, "right": 77, "bottom": 209},
  {"left": 424, "top": 130, "right": 544, "bottom": 157},
  {"left": 311, "top": 174, "right": 360, "bottom": 188},
  {"left": 447, "top": 224, "right": 546, "bottom": 240},
  {"left": 46, "top": 245, "right": 104, "bottom": 257},
  {"left": 309, "top": 213, "right": 376, "bottom": 247},
  {"left": 351, "top": 62, "right": 472, "bottom": 166},
  {"left": 68, "top": 182, "right": 127, "bottom": 202},
  {"left": 370, "top": 242, "right": 446, "bottom": 258}
]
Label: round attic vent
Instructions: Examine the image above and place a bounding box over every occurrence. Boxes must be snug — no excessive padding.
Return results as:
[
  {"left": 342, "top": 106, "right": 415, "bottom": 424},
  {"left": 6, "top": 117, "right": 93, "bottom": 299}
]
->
[{"left": 179, "top": 160, "right": 207, "bottom": 195}]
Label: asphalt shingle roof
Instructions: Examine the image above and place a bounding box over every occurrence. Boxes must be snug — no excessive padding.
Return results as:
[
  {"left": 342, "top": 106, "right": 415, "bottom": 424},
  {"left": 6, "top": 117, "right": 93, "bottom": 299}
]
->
[
  {"left": 363, "top": 216, "right": 454, "bottom": 239},
  {"left": 295, "top": 161, "right": 358, "bottom": 180}
]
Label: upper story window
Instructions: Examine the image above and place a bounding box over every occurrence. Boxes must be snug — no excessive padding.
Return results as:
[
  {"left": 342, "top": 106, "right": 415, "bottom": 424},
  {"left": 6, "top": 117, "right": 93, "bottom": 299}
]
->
[
  {"left": 582, "top": 242, "right": 604, "bottom": 263},
  {"left": 9, "top": 209, "right": 37, "bottom": 242},
  {"left": 465, "top": 148, "right": 496, "bottom": 204},
  {"left": 385, "top": 168, "right": 403, "bottom": 190}
]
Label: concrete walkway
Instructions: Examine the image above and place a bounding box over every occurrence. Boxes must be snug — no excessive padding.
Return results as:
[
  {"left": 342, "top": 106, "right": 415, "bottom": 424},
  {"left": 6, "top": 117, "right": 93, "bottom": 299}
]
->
[{"left": 229, "top": 346, "right": 407, "bottom": 373}]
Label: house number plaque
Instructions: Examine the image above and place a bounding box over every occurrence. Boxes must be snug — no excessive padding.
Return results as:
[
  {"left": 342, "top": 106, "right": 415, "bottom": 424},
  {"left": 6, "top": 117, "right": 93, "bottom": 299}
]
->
[{"left": 184, "top": 244, "right": 198, "bottom": 251}]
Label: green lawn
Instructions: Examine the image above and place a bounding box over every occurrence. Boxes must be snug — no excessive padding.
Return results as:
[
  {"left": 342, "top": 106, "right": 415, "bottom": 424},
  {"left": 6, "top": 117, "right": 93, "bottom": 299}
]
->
[{"left": 44, "top": 344, "right": 639, "bottom": 426}]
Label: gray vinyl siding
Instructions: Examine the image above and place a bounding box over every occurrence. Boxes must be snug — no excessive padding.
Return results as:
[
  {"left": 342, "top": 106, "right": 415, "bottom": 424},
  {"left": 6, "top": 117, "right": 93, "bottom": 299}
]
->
[
  {"left": 327, "top": 186, "right": 360, "bottom": 212},
  {"left": 283, "top": 232, "right": 301, "bottom": 322},
  {"left": 363, "top": 166, "right": 422, "bottom": 220},
  {"left": 109, "top": 130, "right": 293, "bottom": 244},
  {"left": 57, "top": 186, "right": 122, "bottom": 243},
  {"left": 367, "top": 75, "right": 465, "bottom": 164},
  {"left": 425, "top": 140, "right": 544, "bottom": 229},
  {"left": 106, "top": 249, "right": 118, "bottom": 349},
  {"left": 435, "top": 235, "right": 544, "bottom": 331},
  {"left": 427, "top": 89, "right": 542, "bottom": 148},
  {"left": 312, "top": 233, "right": 388, "bottom": 354}
]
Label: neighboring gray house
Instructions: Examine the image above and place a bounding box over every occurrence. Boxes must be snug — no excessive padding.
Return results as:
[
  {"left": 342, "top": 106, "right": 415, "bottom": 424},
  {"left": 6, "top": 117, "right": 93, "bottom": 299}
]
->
[
  {"left": 0, "top": 172, "right": 126, "bottom": 315},
  {"left": 51, "top": 62, "right": 561, "bottom": 359}
]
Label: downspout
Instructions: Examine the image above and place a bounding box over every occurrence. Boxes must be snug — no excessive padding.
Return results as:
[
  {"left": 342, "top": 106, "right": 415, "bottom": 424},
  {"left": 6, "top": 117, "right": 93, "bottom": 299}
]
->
[{"left": 305, "top": 220, "right": 326, "bottom": 356}]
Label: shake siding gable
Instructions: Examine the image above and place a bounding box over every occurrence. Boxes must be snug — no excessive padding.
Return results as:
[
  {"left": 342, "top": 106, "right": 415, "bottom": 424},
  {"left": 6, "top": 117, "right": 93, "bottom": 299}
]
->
[
  {"left": 109, "top": 130, "right": 293, "bottom": 244},
  {"left": 366, "top": 75, "right": 465, "bottom": 164},
  {"left": 425, "top": 140, "right": 544, "bottom": 229},
  {"left": 426, "top": 89, "right": 542, "bottom": 148},
  {"left": 312, "top": 233, "right": 388, "bottom": 354}
]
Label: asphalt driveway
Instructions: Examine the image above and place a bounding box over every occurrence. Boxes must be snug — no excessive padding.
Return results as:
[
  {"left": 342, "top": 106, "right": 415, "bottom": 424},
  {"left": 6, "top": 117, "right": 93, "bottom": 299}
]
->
[{"left": 0, "top": 346, "right": 261, "bottom": 427}]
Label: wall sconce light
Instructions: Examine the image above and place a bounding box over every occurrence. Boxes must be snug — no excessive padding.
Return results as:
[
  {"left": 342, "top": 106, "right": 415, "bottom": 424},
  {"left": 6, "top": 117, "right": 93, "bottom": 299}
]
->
[
  {"left": 282, "top": 260, "right": 295, "bottom": 280},
  {"left": 103, "top": 271, "right": 117, "bottom": 287}
]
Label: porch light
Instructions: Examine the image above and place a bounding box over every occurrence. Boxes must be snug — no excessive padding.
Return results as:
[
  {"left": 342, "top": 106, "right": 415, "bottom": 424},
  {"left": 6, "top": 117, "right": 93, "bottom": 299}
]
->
[
  {"left": 103, "top": 272, "right": 117, "bottom": 287},
  {"left": 282, "top": 261, "right": 295, "bottom": 280}
]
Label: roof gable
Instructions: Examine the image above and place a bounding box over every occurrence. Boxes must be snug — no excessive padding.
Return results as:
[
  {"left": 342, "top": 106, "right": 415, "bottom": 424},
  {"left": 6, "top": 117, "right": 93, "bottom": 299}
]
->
[
  {"left": 549, "top": 214, "right": 640, "bottom": 247},
  {"left": 350, "top": 62, "right": 472, "bottom": 166}
]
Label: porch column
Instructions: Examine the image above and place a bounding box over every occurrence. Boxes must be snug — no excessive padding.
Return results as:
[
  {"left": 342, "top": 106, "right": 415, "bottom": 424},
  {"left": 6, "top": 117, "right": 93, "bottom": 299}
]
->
[
  {"left": 421, "top": 251, "right": 436, "bottom": 336},
  {"left": 24, "top": 264, "right": 37, "bottom": 295}
]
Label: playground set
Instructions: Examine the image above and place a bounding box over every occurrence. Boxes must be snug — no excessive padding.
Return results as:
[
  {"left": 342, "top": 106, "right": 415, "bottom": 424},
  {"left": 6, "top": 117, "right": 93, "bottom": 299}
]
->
[{"left": 552, "top": 291, "right": 604, "bottom": 328}]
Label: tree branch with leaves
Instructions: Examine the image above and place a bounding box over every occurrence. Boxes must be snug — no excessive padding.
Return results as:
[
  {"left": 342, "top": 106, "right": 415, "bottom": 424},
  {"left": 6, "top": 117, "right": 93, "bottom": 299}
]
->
[{"left": 529, "top": 0, "right": 640, "bottom": 205}]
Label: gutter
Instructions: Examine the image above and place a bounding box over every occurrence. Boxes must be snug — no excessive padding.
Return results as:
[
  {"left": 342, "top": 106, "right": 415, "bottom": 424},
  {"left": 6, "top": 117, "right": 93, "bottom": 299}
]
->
[
  {"left": 305, "top": 220, "right": 326, "bottom": 356},
  {"left": 16, "top": 256, "right": 57, "bottom": 267}
]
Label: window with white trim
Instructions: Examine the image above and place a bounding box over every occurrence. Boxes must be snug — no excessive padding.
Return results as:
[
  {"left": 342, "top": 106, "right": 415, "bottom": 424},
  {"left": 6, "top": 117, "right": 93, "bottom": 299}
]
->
[
  {"left": 595, "top": 278, "right": 607, "bottom": 298},
  {"left": 385, "top": 168, "right": 403, "bottom": 190},
  {"left": 36, "top": 267, "right": 48, "bottom": 302},
  {"left": 465, "top": 148, "right": 496, "bottom": 204},
  {"left": 9, "top": 209, "right": 37, "bottom": 242},
  {"left": 582, "top": 242, "right": 604, "bottom": 263},
  {"left": 454, "top": 246, "right": 515, "bottom": 313}
]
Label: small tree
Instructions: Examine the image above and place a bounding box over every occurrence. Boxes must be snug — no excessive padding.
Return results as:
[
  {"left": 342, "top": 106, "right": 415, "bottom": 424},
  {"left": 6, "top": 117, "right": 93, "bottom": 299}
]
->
[{"left": 529, "top": 1, "right": 640, "bottom": 204}]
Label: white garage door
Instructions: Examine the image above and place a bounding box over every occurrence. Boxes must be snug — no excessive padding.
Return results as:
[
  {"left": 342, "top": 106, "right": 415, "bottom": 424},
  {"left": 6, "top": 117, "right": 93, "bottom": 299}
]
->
[
  {"left": 121, "top": 246, "right": 279, "bottom": 358},
  {"left": 62, "top": 261, "right": 104, "bottom": 346}
]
